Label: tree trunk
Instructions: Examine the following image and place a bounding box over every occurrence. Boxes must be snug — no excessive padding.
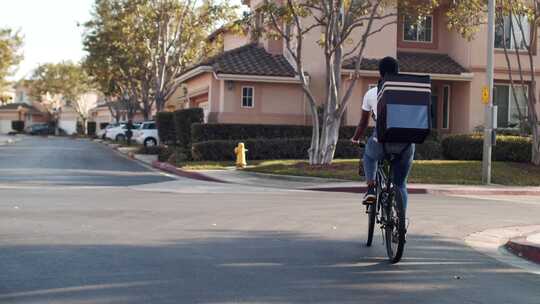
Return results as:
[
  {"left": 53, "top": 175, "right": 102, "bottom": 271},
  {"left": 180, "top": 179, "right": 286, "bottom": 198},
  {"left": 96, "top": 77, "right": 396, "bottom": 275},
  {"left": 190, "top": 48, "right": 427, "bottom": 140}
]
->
[
  {"left": 317, "top": 115, "right": 340, "bottom": 165},
  {"left": 156, "top": 94, "right": 165, "bottom": 112},
  {"left": 308, "top": 102, "right": 320, "bottom": 164},
  {"left": 532, "top": 124, "right": 540, "bottom": 165}
]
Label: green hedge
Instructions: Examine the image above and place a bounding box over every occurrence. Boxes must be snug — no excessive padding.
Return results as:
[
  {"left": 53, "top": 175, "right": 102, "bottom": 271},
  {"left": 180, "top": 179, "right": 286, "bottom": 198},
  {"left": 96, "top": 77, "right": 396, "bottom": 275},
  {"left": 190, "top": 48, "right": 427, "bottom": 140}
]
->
[
  {"left": 87, "top": 121, "right": 97, "bottom": 136},
  {"left": 191, "top": 123, "right": 440, "bottom": 143},
  {"left": 174, "top": 108, "right": 203, "bottom": 148},
  {"left": 192, "top": 123, "right": 370, "bottom": 143},
  {"left": 442, "top": 134, "right": 532, "bottom": 162},
  {"left": 415, "top": 140, "right": 443, "bottom": 160},
  {"left": 156, "top": 112, "right": 176, "bottom": 145},
  {"left": 11, "top": 120, "right": 24, "bottom": 132},
  {"left": 192, "top": 138, "right": 366, "bottom": 161},
  {"left": 191, "top": 137, "right": 441, "bottom": 161}
]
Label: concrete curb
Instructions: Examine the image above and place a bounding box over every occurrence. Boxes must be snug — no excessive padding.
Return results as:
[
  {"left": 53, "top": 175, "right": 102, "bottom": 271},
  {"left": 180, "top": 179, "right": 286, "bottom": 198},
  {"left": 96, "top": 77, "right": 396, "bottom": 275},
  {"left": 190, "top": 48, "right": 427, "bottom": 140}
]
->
[
  {"left": 305, "top": 186, "right": 428, "bottom": 194},
  {"left": 305, "top": 186, "right": 540, "bottom": 196},
  {"left": 465, "top": 225, "right": 540, "bottom": 275},
  {"left": 151, "top": 161, "right": 229, "bottom": 183},
  {"left": 151, "top": 166, "right": 540, "bottom": 196},
  {"left": 505, "top": 237, "right": 540, "bottom": 264}
]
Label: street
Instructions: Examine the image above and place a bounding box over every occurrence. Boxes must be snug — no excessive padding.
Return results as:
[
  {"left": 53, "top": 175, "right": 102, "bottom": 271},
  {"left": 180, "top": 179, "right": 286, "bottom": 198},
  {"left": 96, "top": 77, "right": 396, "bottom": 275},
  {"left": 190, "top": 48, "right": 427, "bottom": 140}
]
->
[
  {"left": 0, "top": 137, "right": 539, "bottom": 303},
  {"left": 0, "top": 136, "right": 173, "bottom": 186}
]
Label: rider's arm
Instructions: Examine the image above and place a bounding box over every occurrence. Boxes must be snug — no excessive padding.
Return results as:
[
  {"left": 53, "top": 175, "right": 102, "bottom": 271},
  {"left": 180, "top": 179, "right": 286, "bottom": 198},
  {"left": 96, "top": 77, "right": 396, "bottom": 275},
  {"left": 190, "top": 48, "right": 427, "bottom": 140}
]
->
[{"left": 351, "top": 110, "right": 371, "bottom": 142}]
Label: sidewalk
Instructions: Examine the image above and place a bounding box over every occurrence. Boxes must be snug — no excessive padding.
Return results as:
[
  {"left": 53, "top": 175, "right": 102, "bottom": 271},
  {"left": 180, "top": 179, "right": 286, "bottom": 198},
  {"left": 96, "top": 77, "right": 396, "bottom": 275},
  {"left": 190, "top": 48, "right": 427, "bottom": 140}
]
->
[
  {"left": 185, "top": 168, "right": 540, "bottom": 196},
  {"left": 0, "top": 135, "right": 17, "bottom": 146},
  {"left": 466, "top": 225, "right": 540, "bottom": 274}
]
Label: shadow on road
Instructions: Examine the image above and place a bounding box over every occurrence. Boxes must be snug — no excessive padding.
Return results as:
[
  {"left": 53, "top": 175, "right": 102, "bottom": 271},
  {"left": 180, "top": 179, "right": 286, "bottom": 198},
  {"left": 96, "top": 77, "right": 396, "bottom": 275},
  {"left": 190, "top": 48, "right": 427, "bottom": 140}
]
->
[{"left": 0, "top": 230, "right": 538, "bottom": 303}]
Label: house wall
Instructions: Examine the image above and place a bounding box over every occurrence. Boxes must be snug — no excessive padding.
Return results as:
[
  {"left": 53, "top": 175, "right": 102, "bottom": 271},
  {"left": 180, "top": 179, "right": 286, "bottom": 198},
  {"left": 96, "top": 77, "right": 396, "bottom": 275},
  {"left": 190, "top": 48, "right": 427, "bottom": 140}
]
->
[
  {"left": 216, "top": 81, "right": 307, "bottom": 125},
  {"left": 0, "top": 110, "right": 47, "bottom": 133},
  {"left": 223, "top": 32, "right": 249, "bottom": 51},
  {"left": 343, "top": 76, "right": 379, "bottom": 127},
  {"left": 167, "top": 73, "right": 213, "bottom": 111}
]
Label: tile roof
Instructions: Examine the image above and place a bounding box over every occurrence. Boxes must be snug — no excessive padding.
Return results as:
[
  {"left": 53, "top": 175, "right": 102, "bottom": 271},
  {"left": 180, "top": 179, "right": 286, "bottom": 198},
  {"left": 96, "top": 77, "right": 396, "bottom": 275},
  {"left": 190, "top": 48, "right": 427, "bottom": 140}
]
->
[
  {"left": 343, "top": 52, "right": 469, "bottom": 75},
  {"left": 182, "top": 44, "right": 297, "bottom": 78}
]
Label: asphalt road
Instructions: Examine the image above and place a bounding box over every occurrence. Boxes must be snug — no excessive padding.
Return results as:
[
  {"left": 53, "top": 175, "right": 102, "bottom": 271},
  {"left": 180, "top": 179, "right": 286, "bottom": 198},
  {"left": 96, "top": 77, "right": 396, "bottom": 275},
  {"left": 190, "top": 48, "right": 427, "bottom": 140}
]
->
[
  {"left": 0, "top": 136, "right": 539, "bottom": 303},
  {"left": 0, "top": 136, "right": 174, "bottom": 186}
]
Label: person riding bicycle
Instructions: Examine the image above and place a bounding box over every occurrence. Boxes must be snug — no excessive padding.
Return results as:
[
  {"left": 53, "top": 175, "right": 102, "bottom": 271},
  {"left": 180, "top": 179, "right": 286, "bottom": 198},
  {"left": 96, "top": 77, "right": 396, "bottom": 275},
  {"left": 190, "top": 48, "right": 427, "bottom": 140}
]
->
[{"left": 350, "top": 57, "right": 415, "bottom": 211}]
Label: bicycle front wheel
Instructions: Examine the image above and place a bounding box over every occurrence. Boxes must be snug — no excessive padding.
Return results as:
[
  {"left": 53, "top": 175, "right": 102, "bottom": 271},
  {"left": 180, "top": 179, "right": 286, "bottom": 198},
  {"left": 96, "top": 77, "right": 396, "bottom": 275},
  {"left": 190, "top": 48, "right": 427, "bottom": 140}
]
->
[
  {"left": 384, "top": 188, "right": 406, "bottom": 263},
  {"left": 366, "top": 202, "right": 376, "bottom": 246}
]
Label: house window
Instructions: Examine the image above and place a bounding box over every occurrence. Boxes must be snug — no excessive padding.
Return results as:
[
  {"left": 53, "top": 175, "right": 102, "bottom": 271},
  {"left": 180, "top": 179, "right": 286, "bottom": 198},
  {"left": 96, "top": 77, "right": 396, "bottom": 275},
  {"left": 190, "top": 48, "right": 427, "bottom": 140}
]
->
[
  {"left": 495, "top": 14, "right": 530, "bottom": 50},
  {"left": 442, "top": 85, "right": 450, "bottom": 129},
  {"left": 241, "top": 87, "right": 254, "bottom": 108},
  {"left": 403, "top": 15, "right": 433, "bottom": 43},
  {"left": 493, "top": 84, "right": 528, "bottom": 128}
]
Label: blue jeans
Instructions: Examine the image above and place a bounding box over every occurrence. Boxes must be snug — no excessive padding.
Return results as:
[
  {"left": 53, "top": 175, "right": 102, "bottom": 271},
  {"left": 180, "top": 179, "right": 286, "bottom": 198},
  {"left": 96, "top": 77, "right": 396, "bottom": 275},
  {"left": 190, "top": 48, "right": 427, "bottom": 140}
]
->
[{"left": 363, "top": 136, "right": 415, "bottom": 210}]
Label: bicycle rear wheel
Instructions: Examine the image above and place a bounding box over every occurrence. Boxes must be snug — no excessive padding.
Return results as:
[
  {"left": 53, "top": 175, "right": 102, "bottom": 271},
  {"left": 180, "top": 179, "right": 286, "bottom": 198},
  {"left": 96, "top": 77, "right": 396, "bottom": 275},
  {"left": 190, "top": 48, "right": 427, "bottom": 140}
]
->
[{"left": 384, "top": 188, "right": 406, "bottom": 263}]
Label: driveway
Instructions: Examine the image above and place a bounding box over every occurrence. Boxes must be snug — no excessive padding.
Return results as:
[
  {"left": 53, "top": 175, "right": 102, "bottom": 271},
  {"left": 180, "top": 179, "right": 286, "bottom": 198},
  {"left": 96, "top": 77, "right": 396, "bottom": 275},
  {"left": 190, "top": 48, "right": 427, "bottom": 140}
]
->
[{"left": 0, "top": 136, "right": 174, "bottom": 187}]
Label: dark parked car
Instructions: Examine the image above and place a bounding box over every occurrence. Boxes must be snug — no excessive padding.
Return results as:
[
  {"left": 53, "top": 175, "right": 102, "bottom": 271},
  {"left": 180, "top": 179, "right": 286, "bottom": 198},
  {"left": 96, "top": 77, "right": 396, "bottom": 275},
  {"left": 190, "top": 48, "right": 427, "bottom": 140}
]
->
[{"left": 26, "top": 124, "right": 51, "bottom": 135}]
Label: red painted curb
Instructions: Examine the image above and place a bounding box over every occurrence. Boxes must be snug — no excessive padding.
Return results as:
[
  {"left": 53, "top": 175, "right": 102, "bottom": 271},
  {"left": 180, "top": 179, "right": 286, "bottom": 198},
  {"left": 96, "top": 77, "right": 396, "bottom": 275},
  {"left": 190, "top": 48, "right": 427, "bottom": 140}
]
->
[
  {"left": 305, "top": 187, "right": 540, "bottom": 196},
  {"left": 305, "top": 187, "right": 428, "bottom": 194},
  {"left": 430, "top": 189, "right": 540, "bottom": 196},
  {"left": 505, "top": 238, "right": 540, "bottom": 264},
  {"left": 152, "top": 161, "right": 229, "bottom": 183}
]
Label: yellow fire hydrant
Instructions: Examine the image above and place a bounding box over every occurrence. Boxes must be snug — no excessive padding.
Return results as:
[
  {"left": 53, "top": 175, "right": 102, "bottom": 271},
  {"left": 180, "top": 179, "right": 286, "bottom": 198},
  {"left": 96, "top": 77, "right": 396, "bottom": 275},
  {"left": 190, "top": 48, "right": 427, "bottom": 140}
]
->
[{"left": 234, "top": 142, "right": 248, "bottom": 168}]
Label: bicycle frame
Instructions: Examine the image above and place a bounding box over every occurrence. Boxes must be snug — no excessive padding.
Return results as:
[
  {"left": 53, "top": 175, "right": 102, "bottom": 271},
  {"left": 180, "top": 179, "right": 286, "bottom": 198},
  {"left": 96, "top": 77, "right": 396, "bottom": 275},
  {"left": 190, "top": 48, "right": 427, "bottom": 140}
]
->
[{"left": 371, "top": 157, "right": 396, "bottom": 234}]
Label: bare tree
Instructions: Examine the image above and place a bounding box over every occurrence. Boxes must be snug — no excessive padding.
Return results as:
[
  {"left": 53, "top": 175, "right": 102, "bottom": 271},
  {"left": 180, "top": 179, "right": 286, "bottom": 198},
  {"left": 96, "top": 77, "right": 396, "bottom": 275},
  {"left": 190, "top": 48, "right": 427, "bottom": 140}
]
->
[
  {"left": 262, "top": 0, "right": 433, "bottom": 164},
  {"left": 498, "top": 0, "right": 540, "bottom": 164}
]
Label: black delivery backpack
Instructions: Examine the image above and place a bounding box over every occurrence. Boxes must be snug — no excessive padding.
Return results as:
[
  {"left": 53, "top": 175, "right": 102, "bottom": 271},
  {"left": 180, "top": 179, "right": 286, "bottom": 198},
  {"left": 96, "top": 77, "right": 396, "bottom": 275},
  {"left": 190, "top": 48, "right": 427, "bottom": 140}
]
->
[{"left": 376, "top": 73, "right": 432, "bottom": 143}]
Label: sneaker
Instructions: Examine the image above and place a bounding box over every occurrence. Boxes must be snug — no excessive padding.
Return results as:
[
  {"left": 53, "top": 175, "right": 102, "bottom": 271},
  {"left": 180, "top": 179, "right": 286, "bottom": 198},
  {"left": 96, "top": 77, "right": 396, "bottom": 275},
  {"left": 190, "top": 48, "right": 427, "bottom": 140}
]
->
[{"left": 363, "top": 186, "right": 377, "bottom": 204}]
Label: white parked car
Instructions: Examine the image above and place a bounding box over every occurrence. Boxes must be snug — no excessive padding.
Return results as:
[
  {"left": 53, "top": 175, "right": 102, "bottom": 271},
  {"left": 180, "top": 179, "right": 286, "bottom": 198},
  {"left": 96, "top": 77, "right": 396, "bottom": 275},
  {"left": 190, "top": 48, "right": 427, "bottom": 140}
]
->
[
  {"left": 97, "top": 123, "right": 119, "bottom": 139},
  {"left": 106, "top": 122, "right": 141, "bottom": 141},
  {"left": 105, "top": 123, "right": 127, "bottom": 141},
  {"left": 134, "top": 121, "right": 159, "bottom": 147}
]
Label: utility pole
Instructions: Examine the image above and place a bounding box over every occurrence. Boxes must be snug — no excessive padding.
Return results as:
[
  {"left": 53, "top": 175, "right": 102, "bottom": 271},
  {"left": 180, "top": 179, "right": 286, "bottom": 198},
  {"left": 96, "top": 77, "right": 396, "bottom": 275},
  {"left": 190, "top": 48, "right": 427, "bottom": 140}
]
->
[{"left": 482, "top": 0, "right": 496, "bottom": 184}]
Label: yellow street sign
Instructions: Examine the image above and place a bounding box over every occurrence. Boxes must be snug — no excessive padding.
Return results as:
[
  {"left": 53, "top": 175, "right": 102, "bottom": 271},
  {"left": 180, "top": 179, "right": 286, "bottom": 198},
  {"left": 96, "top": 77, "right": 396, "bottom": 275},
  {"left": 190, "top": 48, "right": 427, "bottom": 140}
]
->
[{"left": 482, "top": 86, "right": 490, "bottom": 104}]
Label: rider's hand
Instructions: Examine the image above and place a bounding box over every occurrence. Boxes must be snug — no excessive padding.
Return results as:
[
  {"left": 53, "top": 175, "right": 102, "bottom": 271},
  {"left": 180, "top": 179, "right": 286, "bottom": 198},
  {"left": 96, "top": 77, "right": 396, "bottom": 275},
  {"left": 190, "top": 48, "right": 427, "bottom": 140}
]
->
[{"left": 350, "top": 137, "right": 360, "bottom": 144}]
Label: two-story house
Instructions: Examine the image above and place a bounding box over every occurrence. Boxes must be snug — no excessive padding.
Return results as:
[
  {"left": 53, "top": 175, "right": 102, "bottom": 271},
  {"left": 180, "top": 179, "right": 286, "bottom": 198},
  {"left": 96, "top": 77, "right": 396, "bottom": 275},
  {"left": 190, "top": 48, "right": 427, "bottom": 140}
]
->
[
  {"left": 167, "top": 1, "right": 540, "bottom": 135},
  {"left": 0, "top": 81, "right": 49, "bottom": 134}
]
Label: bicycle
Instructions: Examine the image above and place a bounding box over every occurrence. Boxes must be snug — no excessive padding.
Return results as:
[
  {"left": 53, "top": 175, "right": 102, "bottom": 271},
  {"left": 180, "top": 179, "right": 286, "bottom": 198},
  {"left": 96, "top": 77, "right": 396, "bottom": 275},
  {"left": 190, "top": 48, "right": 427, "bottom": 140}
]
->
[{"left": 364, "top": 152, "right": 407, "bottom": 264}]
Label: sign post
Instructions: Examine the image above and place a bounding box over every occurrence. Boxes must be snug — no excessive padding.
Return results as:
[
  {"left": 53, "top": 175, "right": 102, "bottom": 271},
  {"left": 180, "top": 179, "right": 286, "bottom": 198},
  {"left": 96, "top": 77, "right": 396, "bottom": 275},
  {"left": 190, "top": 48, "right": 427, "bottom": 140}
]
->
[{"left": 482, "top": 0, "right": 495, "bottom": 184}]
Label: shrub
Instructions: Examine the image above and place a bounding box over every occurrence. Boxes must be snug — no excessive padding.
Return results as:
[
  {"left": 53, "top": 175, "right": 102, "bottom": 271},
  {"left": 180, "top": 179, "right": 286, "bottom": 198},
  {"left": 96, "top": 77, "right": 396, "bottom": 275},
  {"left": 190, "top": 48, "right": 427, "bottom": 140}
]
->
[
  {"left": 191, "top": 123, "right": 439, "bottom": 144},
  {"left": 76, "top": 122, "right": 84, "bottom": 135},
  {"left": 87, "top": 121, "right": 97, "bottom": 136},
  {"left": 174, "top": 108, "right": 204, "bottom": 148},
  {"left": 191, "top": 123, "right": 376, "bottom": 143},
  {"left": 156, "top": 112, "right": 176, "bottom": 145},
  {"left": 157, "top": 146, "right": 174, "bottom": 162},
  {"left": 442, "top": 134, "right": 532, "bottom": 162},
  {"left": 414, "top": 140, "right": 442, "bottom": 160},
  {"left": 191, "top": 138, "right": 363, "bottom": 161},
  {"left": 11, "top": 120, "right": 24, "bottom": 132},
  {"left": 138, "top": 145, "right": 161, "bottom": 155}
]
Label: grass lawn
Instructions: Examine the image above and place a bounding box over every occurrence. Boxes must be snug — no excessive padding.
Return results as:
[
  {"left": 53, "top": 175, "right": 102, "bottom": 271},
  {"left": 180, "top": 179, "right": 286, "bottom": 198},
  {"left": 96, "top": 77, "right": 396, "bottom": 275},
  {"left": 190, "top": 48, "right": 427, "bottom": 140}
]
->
[{"left": 177, "top": 159, "right": 540, "bottom": 186}]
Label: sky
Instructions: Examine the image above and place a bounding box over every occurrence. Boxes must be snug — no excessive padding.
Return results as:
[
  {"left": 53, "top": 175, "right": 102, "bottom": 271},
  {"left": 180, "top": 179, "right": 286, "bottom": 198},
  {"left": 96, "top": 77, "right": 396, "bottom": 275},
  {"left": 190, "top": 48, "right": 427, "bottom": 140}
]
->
[{"left": 0, "top": 0, "right": 245, "bottom": 81}]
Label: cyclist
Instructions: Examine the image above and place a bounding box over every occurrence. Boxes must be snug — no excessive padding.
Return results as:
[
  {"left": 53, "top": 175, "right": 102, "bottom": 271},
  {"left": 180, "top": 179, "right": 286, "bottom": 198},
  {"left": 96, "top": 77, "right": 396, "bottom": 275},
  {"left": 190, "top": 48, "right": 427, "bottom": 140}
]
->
[{"left": 350, "top": 57, "right": 415, "bottom": 211}]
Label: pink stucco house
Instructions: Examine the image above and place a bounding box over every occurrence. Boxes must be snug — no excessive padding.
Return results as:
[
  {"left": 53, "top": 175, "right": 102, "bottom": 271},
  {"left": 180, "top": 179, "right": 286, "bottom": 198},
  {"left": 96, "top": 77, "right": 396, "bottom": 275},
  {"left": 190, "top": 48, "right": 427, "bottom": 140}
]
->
[{"left": 167, "top": 1, "right": 540, "bottom": 135}]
